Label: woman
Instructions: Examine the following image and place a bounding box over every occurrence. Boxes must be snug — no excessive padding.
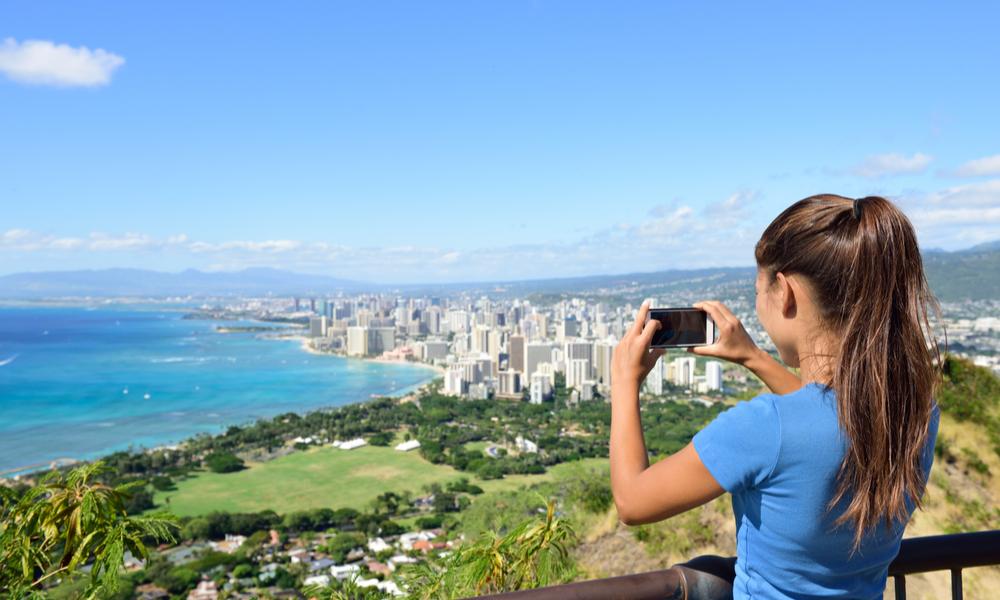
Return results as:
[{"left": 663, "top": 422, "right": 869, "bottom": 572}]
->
[{"left": 610, "top": 195, "right": 940, "bottom": 599}]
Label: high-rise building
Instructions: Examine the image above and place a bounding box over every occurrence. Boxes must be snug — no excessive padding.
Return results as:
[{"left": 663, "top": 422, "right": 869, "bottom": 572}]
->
[
  {"left": 347, "top": 327, "right": 367, "bottom": 356},
  {"left": 672, "top": 356, "right": 697, "bottom": 387},
  {"left": 594, "top": 341, "right": 614, "bottom": 387},
  {"left": 527, "top": 313, "right": 548, "bottom": 339},
  {"left": 309, "top": 317, "right": 323, "bottom": 338},
  {"left": 423, "top": 340, "right": 449, "bottom": 361},
  {"left": 444, "top": 368, "right": 466, "bottom": 396},
  {"left": 424, "top": 309, "right": 441, "bottom": 334},
  {"left": 556, "top": 318, "right": 579, "bottom": 342},
  {"left": 525, "top": 342, "right": 552, "bottom": 378},
  {"left": 310, "top": 298, "right": 316, "bottom": 313},
  {"left": 447, "top": 310, "right": 470, "bottom": 335},
  {"left": 530, "top": 372, "right": 552, "bottom": 405},
  {"left": 474, "top": 354, "right": 493, "bottom": 380},
  {"left": 488, "top": 330, "right": 503, "bottom": 374},
  {"left": 473, "top": 325, "right": 491, "bottom": 354},
  {"left": 368, "top": 327, "right": 395, "bottom": 354},
  {"left": 456, "top": 360, "right": 484, "bottom": 385},
  {"left": 567, "top": 358, "right": 590, "bottom": 389},
  {"left": 706, "top": 361, "right": 723, "bottom": 391},
  {"left": 644, "top": 356, "right": 664, "bottom": 395},
  {"left": 508, "top": 335, "right": 525, "bottom": 373},
  {"left": 564, "top": 340, "right": 593, "bottom": 379},
  {"left": 497, "top": 371, "right": 521, "bottom": 399}
]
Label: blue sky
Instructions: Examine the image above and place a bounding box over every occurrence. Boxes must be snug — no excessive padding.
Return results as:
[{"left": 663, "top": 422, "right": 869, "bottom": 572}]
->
[{"left": 2, "top": 1, "right": 999, "bottom": 283}]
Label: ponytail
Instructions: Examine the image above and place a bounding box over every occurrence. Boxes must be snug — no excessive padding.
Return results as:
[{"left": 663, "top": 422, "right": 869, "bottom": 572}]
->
[{"left": 755, "top": 194, "right": 940, "bottom": 549}]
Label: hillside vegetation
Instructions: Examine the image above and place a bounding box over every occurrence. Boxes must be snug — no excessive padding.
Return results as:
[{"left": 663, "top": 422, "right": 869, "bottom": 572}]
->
[{"left": 925, "top": 245, "right": 1000, "bottom": 302}]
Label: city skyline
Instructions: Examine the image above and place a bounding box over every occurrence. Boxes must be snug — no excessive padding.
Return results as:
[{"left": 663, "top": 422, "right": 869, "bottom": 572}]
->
[{"left": 2, "top": 2, "right": 999, "bottom": 282}]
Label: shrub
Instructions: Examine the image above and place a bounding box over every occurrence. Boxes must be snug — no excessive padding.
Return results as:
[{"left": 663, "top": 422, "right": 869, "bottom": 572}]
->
[
  {"left": 415, "top": 515, "right": 445, "bottom": 529},
  {"left": 151, "top": 475, "right": 175, "bottom": 491},
  {"left": 233, "top": 564, "right": 254, "bottom": 579},
  {"left": 369, "top": 432, "right": 394, "bottom": 446},
  {"left": 205, "top": 451, "right": 244, "bottom": 473}
]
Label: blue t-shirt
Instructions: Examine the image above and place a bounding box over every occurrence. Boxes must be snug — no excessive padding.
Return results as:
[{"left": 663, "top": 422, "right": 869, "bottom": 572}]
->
[{"left": 693, "top": 383, "right": 938, "bottom": 599}]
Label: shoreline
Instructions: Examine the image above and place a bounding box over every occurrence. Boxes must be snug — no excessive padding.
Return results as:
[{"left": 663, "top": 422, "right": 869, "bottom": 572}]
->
[
  {"left": 287, "top": 334, "right": 446, "bottom": 376},
  {"left": 0, "top": 312, "right": 441, "bottom": 478}
]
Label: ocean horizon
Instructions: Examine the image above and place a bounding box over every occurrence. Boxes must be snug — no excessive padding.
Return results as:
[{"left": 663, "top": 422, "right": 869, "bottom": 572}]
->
[{"left": 0, "top": 304, "right": 438, "bottom": 474}]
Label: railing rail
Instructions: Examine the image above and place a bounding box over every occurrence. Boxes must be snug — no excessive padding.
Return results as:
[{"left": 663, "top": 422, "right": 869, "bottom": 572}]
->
[{"left": 470, "top": 530, "right": 1000, "bottom": 600}]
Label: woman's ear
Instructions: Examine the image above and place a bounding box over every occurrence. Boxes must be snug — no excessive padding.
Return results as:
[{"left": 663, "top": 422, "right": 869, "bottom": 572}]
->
[{"left": 775, "top": 272, "right": 797, "bottom": 318}]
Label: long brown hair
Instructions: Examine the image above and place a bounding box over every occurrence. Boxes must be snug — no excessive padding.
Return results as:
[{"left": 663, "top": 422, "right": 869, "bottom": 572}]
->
[{"left": 754, "top": 194, "right": 940, "bottom": 548}]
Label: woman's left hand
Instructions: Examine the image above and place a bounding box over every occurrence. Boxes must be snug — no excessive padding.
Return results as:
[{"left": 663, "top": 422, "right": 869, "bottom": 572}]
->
[{"left": 611, "top": 301, "right": 667, "bottom": 395}]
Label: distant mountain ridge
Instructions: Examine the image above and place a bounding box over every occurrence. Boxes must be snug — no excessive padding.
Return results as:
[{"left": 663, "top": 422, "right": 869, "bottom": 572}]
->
[
  {"left": 924, "top": 241, "right": 1000, "bottom": 302},
  {"left": 1, "top": 240, "right": 998, "bottom": 300},
  {"left": 0, "top": 267, "right": 366, "bottom": 298}
]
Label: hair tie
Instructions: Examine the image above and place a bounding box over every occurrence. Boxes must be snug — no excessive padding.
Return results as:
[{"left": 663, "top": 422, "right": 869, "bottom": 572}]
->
[{"left": 853, "top": 198, "right": 862, "bottom": 220}]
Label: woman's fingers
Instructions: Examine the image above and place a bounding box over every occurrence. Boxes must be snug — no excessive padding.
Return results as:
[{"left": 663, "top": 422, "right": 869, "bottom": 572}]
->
[
  {"left": 646, "top": 347, "right": 667, "bottom": 367},
  {"left": 631, "top": 301, "right": 650, "bottom": 337},
  {"left": 693, "top": 300, "right": 737, "bottom": 329}
]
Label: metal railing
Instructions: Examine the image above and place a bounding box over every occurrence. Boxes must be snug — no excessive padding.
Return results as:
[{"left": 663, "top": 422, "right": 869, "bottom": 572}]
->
[{"left": 472, "top": 530, "right": 1000, "bottom": 600}]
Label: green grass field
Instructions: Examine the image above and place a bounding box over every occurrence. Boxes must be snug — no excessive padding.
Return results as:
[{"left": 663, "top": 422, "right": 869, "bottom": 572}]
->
[{"left": 152, "top": 441, "right": 607, "bottom": 517}]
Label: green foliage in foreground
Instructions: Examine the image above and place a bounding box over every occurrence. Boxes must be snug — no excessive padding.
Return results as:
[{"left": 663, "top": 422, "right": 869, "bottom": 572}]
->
[
  {"left": 306, "top": 501, "right": 577, "bottom": 600},
  {"left": 0, "top": 462, "right": 178, "bottom": 600},
  {"left": 939, "top": 355, "right": 1000, "bottom": 456}
]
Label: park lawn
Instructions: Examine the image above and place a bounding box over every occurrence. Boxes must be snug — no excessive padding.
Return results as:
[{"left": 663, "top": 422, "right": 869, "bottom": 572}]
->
[
  {"left": 153, "top": 441, "right": 609, "bottom": 517},
  {"left": 154, "top": 444, "right": 469, "bottom": 516}
]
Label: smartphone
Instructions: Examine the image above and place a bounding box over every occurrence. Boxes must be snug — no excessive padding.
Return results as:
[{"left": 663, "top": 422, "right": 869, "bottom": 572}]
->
[{"left": 644, "top": 308, "right": 716, "bottom": 348}]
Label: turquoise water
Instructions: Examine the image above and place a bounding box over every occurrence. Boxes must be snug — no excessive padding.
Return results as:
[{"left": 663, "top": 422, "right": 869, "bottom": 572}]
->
[{"left": 0, "top": 305, "right": 436, "bottom": 473}]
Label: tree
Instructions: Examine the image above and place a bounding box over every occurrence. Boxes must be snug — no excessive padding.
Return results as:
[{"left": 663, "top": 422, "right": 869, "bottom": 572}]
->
[
  {"left": 368, "top": 432, "right": 393, "bottom": 446},
  {"left": 432, "top": 492, "right": 457, "bottom": 514},
  {"left": 0, "top": 462, "right": 178, "bottom": 600},
  {"left": 150, "top": 476, "right": 175, "bottom": 491},
  {"left": 205, "top": 451, "right": 244, "bottom": 473}
]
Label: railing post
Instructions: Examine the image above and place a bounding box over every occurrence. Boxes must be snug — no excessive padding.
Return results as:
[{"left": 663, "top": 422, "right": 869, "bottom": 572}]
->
[
  {"left": 951, "top": 569, "right": 963, "bottom": 600},
  {"left": 893, "top": 574, "right": 906, "bottom": 600}
]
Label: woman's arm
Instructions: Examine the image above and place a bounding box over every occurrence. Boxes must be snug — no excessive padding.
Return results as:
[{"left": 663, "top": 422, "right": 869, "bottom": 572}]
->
[
  {"left": 610, "top": 302, "right": 726, "bottom": 525},
  {"left": 691, "top": 301, "right": 802, "bottom": 396}
]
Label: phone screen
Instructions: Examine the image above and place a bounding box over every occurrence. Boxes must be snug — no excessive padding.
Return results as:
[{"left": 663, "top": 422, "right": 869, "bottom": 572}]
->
[{"left": 648, "top": 308, "right": 708, "bottom": 348}]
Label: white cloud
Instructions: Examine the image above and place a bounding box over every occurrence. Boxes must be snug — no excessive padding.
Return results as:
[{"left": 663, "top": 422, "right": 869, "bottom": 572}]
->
[
  {"left": 0, "top": 214, "right": 763, "bottom": 283},
  {"left": 923, "top": 179, "right": 1000, "bottom": 208},
  {"left": 702, "top": 190, "right": 758, "bottom": 223},
  {"left": 938, "top": 154, "right": 1000, "bottom": 178},
  {"left": 0, "top": 38, "right": 124, "bottom": 87},
  {"left": 843, "top": 152, "right": 934, "bottom": 180},
  {"left": 636, "top": 206, "right": 696, "bottom": 237},
  {"left": 904, "top": 179, "right": 1000, "bottom": 250}
]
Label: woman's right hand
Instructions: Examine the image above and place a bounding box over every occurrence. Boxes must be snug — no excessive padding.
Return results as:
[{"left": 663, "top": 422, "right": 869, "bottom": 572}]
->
[{"left": 688, "top": 300, "right": 763, "bottom": 367}]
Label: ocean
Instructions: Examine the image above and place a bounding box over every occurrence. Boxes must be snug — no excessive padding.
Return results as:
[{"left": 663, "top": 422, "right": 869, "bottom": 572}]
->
[{"left": 0, "top": 304, "right": 437, "bottom": 474}]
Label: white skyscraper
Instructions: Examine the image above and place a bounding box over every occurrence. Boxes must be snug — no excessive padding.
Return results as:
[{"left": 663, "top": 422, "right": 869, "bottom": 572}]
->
[
  {"left": 564, "top": 340, "right": 594, "bottom": 379},
  {"left": 594, "top": 341, "right": 614, "bottom": 389},
  {"left": 447, "top": 310, "right": 471, "bottom": 334},
  {"left": 673, "top": 356, "right": 697, "bottom": 387},
  {"left": 706, "top": 361, "right": 723, "bottom": 391},
  {"left": 530, "top": 372, "right": 552, "bottom": 404},
  {"left": 347, "top": 326, "right": 367, "bottom": 356},
  {"left": 644, "top": 355, "right": 664, "bottom": 395},
  {"left": 567, "top": 358, "right": 590, "bottom": 389}
]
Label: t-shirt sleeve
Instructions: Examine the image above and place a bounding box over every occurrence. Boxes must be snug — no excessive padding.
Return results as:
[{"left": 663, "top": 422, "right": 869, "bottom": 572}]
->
[
  {"left": 693, "top": 395, "right": 781, "bottom": 494},
  {"left": 921, "top": 403, "right": 940, "bottom": 482}
]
